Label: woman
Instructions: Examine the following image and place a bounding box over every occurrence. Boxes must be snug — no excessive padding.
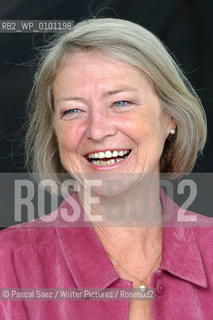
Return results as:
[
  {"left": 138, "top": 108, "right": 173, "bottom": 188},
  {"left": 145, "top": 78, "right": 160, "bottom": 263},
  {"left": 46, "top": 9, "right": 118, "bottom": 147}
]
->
[{"left": 0, "top": 18, "right": 212, "bottom": 320}]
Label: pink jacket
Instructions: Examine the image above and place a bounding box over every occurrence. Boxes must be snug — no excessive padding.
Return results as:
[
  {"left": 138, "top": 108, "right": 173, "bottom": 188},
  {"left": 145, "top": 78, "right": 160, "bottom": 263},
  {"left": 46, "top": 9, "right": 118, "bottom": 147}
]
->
[{"left": 0, "top": 190, "right": 213, "bottom": 319}]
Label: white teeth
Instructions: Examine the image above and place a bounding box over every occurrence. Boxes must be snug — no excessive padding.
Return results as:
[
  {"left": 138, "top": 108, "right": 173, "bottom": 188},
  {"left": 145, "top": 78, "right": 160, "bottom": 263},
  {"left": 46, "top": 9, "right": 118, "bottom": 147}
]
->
[
  {"left": 118, "top": 151, "right": 124, "bottom": 156},
  {"left": 98, "top": 152, "right": 105, "bottom": 159},
  {"left": 91, "top": 159, "right": 113, "bottom": 165},
  {"left": 112, "top": 151, "right": 118, "bottom": 157},
  {"left": 87, "top": 149, "right": 130, "bottom": 160},
  {"left": 105, "top": 151, "right": 112, "bottom": 158},
  {"left": 90, "top": 157, "right": 127, "bottom": 166},
  {"left": 116, "top": 158, "right": 123, "bottom": 163}
]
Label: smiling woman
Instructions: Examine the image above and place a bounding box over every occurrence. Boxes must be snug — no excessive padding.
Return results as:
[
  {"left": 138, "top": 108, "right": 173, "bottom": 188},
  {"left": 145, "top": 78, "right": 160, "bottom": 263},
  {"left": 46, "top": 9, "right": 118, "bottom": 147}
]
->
[
  {"left": 25, "top": 19, "right": 207, "bottom": 182},
  {"left": 0, "top": 18, "right": 212, "bottom": 320},
  {"left": 53, "top": 50, "right": 172, "bottom": 181}
]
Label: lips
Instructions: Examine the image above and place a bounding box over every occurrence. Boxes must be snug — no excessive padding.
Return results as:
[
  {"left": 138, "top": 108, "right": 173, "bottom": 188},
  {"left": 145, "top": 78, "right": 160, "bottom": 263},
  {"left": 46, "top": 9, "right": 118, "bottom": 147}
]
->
[{"left": 84, "top": 149, "right": 131, "bottom": 166}]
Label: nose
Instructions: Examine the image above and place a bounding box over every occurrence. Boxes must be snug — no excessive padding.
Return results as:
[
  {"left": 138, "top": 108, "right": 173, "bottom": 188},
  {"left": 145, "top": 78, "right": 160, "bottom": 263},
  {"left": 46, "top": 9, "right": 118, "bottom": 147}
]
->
[{"left": 86, "top": 110, "right": 118, "bottom": 142}]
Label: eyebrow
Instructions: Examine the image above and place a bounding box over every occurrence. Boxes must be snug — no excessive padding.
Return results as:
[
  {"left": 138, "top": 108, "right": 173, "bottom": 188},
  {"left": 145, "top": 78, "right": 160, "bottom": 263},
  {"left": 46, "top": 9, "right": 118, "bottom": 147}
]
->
[
  {"left": 56, "top": 87, "right": 138, "bottom": 103},
  {"left": 102, "top": 87, "right": 138, "bottom": 97}
]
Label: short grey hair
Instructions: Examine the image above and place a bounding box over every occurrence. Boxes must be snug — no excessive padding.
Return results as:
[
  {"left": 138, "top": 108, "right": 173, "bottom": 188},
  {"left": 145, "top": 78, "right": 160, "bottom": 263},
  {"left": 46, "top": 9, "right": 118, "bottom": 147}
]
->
[{"left": 25, "top": 18, "right": 207, "bottom": 184}]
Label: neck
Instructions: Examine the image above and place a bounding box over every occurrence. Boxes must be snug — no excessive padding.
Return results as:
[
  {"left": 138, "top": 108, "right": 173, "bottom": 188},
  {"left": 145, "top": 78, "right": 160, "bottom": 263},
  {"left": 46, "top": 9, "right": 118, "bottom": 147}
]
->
[{"left": 77, "top": 172, "right": 163, "bottom": 262}]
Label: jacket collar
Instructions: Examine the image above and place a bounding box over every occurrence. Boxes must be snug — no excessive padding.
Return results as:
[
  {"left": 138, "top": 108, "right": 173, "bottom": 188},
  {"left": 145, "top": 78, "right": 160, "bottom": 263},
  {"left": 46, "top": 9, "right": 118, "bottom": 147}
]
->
[{"left": 55, "top": 190, "right": 208, "bottom": 290}]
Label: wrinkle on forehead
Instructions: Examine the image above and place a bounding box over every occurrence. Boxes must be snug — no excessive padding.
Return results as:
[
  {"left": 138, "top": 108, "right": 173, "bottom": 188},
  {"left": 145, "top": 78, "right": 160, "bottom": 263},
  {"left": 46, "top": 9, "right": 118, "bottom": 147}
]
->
[
  {"left": 53, "top": 49, "right": 159, "bottom": 109},
  {"left": 55, "top": 48, "right": 153, "bottom": 85}
]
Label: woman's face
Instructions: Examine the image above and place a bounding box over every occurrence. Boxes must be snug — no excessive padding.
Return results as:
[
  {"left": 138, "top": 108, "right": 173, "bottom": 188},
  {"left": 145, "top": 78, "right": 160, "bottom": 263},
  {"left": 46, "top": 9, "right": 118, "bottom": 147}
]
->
[{"left": 53, "top": 50, "right": 174, "bottom": 186}]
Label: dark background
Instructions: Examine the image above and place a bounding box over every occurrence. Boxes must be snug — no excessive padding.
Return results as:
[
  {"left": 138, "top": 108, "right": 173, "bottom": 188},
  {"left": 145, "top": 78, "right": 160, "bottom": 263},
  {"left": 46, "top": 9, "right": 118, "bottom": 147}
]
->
[{"left": 0, "top": 0, "right": 213, "bottom": 173}]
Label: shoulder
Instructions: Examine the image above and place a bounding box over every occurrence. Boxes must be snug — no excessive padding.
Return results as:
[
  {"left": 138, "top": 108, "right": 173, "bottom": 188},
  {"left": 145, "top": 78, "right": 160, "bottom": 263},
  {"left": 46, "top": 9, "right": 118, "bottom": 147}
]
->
[
  {"left": 179, "top": 209, "right": 213, "bottom": 277},
  {"left": 188, "top": 213, "right": 213, "bottom": 286},
  {"left": 0, "top": 210, "right": 62, "bottom": 289},
  {"left": 184, "top": 209, "right": 213, "bottom": 241},
  {"left": 0, "top": 210, "right": 58, "bottom": 250},
  {"left": 177, "top": 205, "right": 213, "bottom": 246},
  {"left": 162, "top": 189, "right": 213, "bottom": 262},
  {"left": 192, "top": 212, "right": 213, "bottom": 252}
]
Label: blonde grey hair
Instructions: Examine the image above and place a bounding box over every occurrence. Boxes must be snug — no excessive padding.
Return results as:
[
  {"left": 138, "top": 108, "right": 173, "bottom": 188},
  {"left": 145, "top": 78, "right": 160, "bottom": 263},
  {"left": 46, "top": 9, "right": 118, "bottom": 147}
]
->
[{"left": 25, "top": 18, "right": 207, "bottom": 183}]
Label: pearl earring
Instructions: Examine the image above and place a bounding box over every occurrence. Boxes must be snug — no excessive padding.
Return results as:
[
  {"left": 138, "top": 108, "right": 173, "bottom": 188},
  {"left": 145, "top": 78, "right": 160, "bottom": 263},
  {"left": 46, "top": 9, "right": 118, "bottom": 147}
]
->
[{"left": 170, "top": 129, "right": 176, "bottom": 135}]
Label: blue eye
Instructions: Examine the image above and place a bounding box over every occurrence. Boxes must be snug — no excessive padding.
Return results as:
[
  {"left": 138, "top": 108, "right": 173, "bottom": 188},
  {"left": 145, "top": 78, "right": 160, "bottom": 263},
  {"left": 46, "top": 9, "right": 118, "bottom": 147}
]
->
[
  {"left": 67, "top": 109, "right": 80, "bottom": 114},
  {"left": 62, "top": 108, "right": 82, "bottom": 119},
  {"left": 63, "top": 109, "right": 80, "bottom": 116},
  {"left": 114, "top": 101, "right": 128, "bottom": 107}
]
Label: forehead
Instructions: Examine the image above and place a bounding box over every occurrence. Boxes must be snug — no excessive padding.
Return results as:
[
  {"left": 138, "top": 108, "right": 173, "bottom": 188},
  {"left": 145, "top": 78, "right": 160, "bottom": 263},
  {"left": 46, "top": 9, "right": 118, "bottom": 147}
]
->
[{"left": 53, "top": 50, "right": 153, "bottom": 95}]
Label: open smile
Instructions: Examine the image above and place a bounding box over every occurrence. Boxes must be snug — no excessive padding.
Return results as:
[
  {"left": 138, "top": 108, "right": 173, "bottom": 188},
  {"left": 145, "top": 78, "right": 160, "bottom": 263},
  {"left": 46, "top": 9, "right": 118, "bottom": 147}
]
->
[{"left": 84, "top": 149, "right": 132, "bottom": 167}]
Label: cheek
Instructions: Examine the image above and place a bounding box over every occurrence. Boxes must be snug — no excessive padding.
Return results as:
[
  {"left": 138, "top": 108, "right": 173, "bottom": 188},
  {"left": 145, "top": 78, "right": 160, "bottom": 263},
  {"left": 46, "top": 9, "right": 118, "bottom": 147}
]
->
[
  {"left": 145, "top": 125, "right": 167, "bottom": 152},
  {"left": 147, "top": 126, "right": 168, "bottom": 160},
  {"left": 131, "top": 110, "right": 168, "bottom": 151},
  {"left": 55, "top": 125, "right": 79, "bottom": 154},
  {"left": 55, "top": 128, "right": 81, "bottom": 174}
]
